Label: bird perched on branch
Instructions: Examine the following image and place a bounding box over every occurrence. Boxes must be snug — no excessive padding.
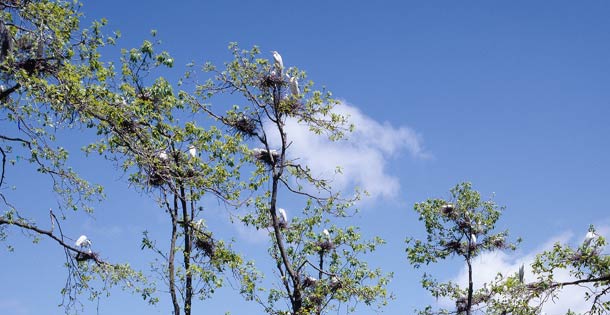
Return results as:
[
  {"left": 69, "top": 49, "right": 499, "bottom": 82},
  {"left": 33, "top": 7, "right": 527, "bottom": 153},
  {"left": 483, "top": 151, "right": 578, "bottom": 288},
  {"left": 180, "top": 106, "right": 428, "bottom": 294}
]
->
[
  {"left": 278, "top": 208, "right": 288, "bottom": 228},
  {"left": 75, "top": 235, "right": 91, "bottom": 248},
  {"left": 188, "top": 145, "right": 197, "bottom": 158},
  {"left": 289, "top": 75, "right": 300, "bottom": 96},
  {"left": 272, "top": 51, "right": 283, "bottom": 73}
]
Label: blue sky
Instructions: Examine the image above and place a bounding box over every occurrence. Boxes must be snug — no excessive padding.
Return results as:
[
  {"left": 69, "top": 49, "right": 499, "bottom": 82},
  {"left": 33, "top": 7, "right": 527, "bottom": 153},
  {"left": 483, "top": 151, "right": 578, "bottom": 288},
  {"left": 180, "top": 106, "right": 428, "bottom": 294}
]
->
[{"left": 2, "top": 1, "right": 610, "bottom": 314}]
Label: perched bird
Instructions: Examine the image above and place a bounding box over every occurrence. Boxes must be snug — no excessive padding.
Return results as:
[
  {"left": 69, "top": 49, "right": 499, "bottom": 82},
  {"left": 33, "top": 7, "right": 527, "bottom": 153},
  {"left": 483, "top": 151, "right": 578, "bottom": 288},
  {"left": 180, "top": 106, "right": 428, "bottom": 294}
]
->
[
  {"left": 470, "top": 233, "right": 477, "bottom": 244},
  {"left": 75, "top": 235, "right": 91, "bottom": 248},
  {"left": 583, "top": 230, "right": 598, "bottom": 248},
  {"left": 158, "top": 150, "right": 168, "bottom": 160},
  {"left": 289, "top": 76, "right": 300, "bottom": 96},
  {"left": 518, "top": 264, "right": 525, "bottom": 284},
  {"left": 323, "top": 229, "right": 331, "bottom": 242},
  {"left": 193, "top": 219, "right": 204, "bottom": 230},
  {"left": 272, "top": 51, "right": 283, "bottom": 73},
  {"left": 188, "top": 145, "right": 197, "bottom": 158},
  {"left": 278, "top": 208, "right": 288, "bottom": 224},
  {"left": 251, "top": 148, "right": 280, "bottom": 165}
]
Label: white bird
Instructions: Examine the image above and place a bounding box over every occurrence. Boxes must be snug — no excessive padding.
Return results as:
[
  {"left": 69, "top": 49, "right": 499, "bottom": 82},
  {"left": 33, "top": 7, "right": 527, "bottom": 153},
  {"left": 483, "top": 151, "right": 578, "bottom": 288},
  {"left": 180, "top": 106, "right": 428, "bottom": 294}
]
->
[
  {"left": 323, "top": 229, "right": 331, "bottom": 242},
  {"left": 188, "top": 145, "right": 197, "bottom": 158},
  {"left": 194, "top": 219, "right": 204, "bottom": 229},
  {"left": 158, "top": 151, "right": 168, "bottom": 160},
  {"left": 75, "top": 235, "right": 91, "bottom": 248},
  {"left": 272, "top": 51, "right": 283, "bottom": 72},
  {"left": 584, "top": 230, "right": 598, "bottom": 248},
  {"left": 470, "top": 233, "right": 477, "bottom": 244},
  {"left": 289, "top": 76, "right": 300, "bottom": 96},
  {"left": 278, "top": 208, "right": 288, "bottom": 223}
]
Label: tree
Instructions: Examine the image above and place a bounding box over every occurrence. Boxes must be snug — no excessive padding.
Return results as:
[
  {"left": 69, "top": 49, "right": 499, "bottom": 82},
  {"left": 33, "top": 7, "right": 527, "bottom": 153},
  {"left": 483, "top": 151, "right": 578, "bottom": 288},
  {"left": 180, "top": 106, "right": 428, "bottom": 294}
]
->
[
  {"left": 0, "top": 0, "right": 146, "bottom": 311},
  {"left": 84, "top": 36, "right": 257, "bottom": 315},
  {"left": 482, "top": 225, "right": 610, "bottom": 315},
  {"left": 406, "top": 182, "right": 519, "bottom": 315},
  {"left": 185, "top": 44, "right": 392, "bottom": 315},
  {"left": 406, "top": 183, "right": 610, "bottom": 315}
]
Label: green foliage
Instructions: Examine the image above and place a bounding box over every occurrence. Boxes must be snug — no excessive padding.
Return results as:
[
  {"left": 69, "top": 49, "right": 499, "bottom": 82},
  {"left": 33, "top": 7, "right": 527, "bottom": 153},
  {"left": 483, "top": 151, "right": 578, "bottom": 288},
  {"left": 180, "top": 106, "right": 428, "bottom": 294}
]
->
[
  {"left": 406, "top": 182, "right": 519, "bottom": 315},
  {"left": 189, "top": 44, "right": 390, "bottom": 315}
]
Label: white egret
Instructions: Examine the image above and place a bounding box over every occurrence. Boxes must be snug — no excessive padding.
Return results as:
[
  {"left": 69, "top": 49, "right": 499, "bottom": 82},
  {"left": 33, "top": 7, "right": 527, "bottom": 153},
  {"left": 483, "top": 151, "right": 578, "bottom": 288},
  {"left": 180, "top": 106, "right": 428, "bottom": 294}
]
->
[
  {"left": 470, "top": 233, "right": 477, "bottom": 244},
  {"left": 75, "top": 235, "right": 91, "bottom": 248},
  {"left": 584, "top": 230, "right": 598, "bottom": 248},
  {"left": 289, "top": 76, "right": 300, "bottom": 96},
  {"left": 194, "top": 219, "right": 204, "bottom": 230},
  {"left": 272, "top": 51, "right": 283, "bottom": 72},
  {"left": 323, "top": 229, "right": 331, "bottom": 242},
  {"left": 158, "top": 150, "right": 168, "bottom": 160},
  {"left": 188, "top": 145, "right": 197, "bottom": 158},
  {"left": 278, "top": 208, "right": 288, "bottom": 223}
]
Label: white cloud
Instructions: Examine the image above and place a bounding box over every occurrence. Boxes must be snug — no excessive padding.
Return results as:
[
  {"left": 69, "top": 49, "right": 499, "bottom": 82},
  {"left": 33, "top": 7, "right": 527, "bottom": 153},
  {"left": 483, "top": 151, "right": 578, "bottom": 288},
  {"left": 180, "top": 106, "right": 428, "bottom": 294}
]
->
[
  {"left": 266, "top": 101, "right": 428, "bottom": 200},
  {"left": 445, "top": 228, "right": 609, "bottom": 313}
]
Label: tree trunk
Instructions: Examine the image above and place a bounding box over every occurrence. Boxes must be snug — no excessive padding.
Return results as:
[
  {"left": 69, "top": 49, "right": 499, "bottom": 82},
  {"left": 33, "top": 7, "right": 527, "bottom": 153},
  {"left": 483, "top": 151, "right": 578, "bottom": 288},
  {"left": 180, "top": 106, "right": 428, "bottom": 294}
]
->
[{"left": 169, "top": 193, "right": 180, "bottom": 315}]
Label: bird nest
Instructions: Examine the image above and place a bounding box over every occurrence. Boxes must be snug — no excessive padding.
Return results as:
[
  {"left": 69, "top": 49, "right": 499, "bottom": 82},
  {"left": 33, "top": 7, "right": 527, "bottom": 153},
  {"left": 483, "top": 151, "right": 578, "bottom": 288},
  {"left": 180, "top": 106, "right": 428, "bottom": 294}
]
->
[
  {"left": 75, "top": 251, "right": 98, "bottom": 262},
  {"left": 251, "top": 148, "right": 280, "bottom": 165},
  {"left": 303, "top": 277, "right": 318, "bottom": 288},
  {"left": 260, "top": 73, "right": 284, "bottom": 88},
  {"left": 226, "top": 115, "right": 257, "bottom": 137},
  {"left": 195, "top": 236, "right": 215, "bottom": 258},
  {"left": 148, "top": 171, "right": 166, "bottom": 187},
  {"left": 317, "top": 240, "right": 335, "bottom": 252},
  {"left": 440, "top": 204, "right": 455, "bottom": 217}
]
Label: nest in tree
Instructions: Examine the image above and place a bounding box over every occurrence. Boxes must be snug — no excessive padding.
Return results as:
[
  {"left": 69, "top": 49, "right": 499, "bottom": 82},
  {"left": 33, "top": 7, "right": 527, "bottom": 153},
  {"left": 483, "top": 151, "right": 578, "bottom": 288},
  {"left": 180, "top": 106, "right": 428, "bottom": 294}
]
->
[
  {"left": 75, "top": 251, "right": 97, "bottom": 262},
  {"left": 260, "top": 73, "right": 284, "bottom": 88},
  {"left": 317, "top": 240, "right": 335, "bottom": 252},
  {"left": 492, "top": 237, "right": 505, "bottom": 248},
  {"left": 440, "top": 204, "right": 455, "bottom": 216},
  {"left": 195, "top": 236, "right": 215, "bottom": 258},
  {"left": 119, "top": 119, "right": 139, "bottom": 133},
  {"left": 330, "top": 277, "right": 342, "bottom": 291},
  {"left": 456, "top": 297, "right": 467, "bottom": 312},
  {"left": 457, "top": 220, "right": 471, "bottom": 230},
  {"left": 226, "top": 115, "right": 257, "bottom": 137},
  {"left": 251, "top": 148, "right": 280, "bottom": 165},
  {"left": 17, "top": 58, "right": 57, "bottom": 75},
  {"left": 444, "top": 240, "right": 462, "bottom": 252},
  {"left": 307, "top": 294, "right": 323, "bottom": 306},
  {"left": 148, "top": 171, "right": 165, "bottom": 187},
  {"left": 303, "top": 276, "right": 318, "bottom": 288}
]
